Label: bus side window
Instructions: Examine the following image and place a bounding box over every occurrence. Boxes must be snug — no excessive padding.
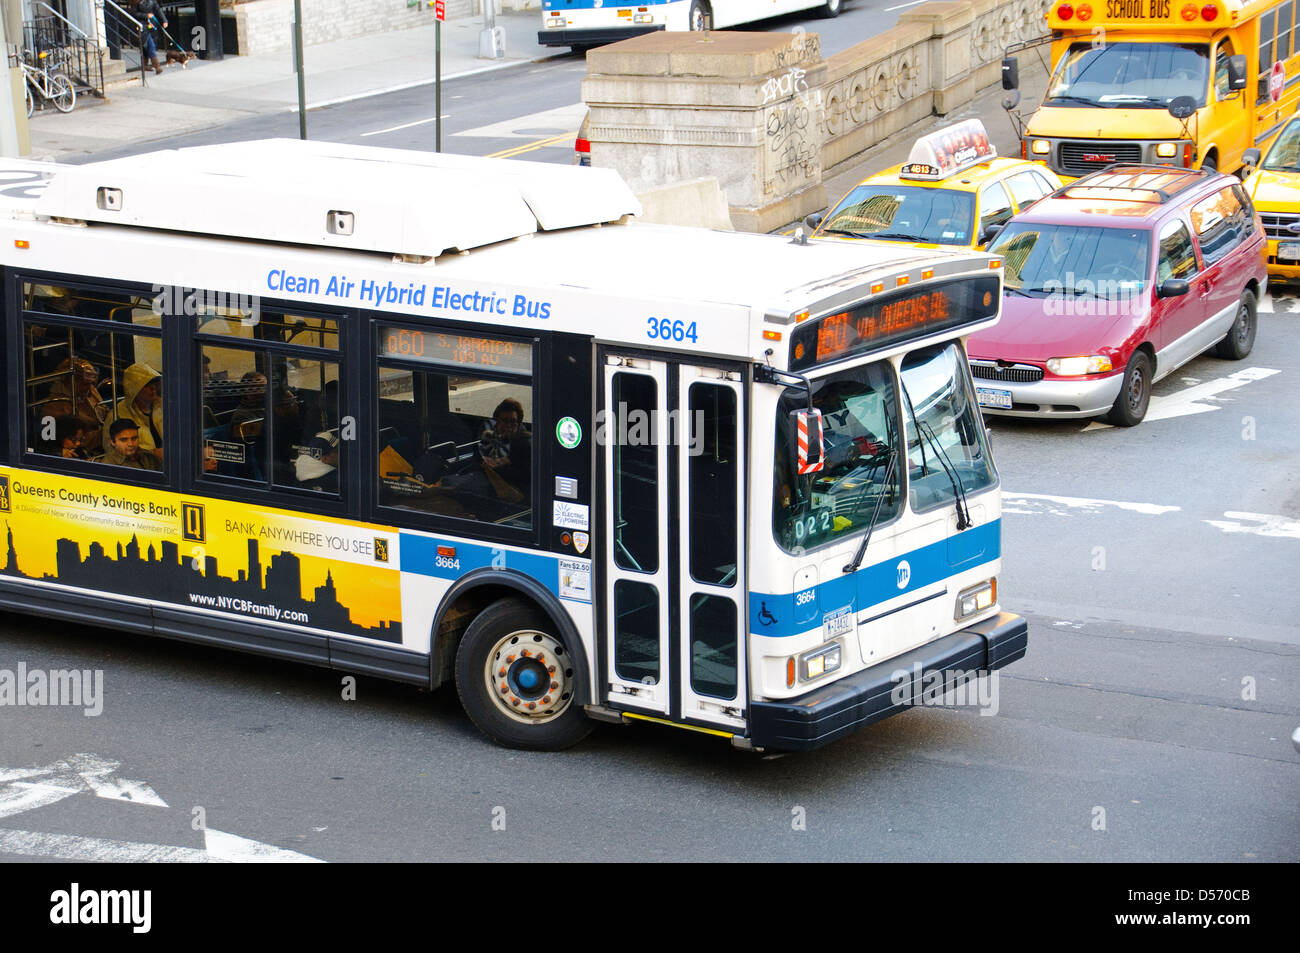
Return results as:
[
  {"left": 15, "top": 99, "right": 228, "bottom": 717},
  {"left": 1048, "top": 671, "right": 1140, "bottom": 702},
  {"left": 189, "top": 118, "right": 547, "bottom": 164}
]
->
[
  {"left": 1259, "top": 10, "right": 1277, "bottom": 104},
  {"left": 1215, "top": 40, "right": 1235, "bottom": 100}
]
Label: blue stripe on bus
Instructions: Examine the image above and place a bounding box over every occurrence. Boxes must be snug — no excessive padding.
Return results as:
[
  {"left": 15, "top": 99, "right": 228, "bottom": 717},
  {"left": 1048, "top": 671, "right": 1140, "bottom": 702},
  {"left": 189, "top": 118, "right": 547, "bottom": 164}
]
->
[
  {"left": 401, "top": 533, "right": 565, "bottom": 595},
  {"left": 748, "top": 519, "right": 1001, "bottom": 639},
  {"left": 543, "top": 0, "right": 675, "bottom": 8}
]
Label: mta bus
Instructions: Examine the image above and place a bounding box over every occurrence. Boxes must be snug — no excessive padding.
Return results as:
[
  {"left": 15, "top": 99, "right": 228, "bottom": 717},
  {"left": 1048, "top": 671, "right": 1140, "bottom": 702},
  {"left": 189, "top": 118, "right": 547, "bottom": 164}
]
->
[
  {"left": 1006, "top": 0, "right": 1300, "bottom": 178},
  {"left": 539, "top": 0, "right": 843, "bottom": 50},
  {"left": 0, "top": 140, "right": 1026, "bottom": 752}
]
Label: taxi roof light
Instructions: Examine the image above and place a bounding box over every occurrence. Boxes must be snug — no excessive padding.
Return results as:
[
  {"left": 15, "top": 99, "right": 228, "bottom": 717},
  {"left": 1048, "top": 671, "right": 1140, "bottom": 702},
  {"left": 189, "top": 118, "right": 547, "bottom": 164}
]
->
[{"left": 899, "top": 119, "right": 997, "bottom": 181}]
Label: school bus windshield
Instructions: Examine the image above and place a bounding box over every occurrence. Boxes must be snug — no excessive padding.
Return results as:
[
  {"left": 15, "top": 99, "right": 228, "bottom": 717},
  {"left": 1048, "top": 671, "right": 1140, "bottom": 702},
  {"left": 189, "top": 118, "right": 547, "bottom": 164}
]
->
[{"left": 1047, "top": 42, "right": 1210, "bottom": 108}]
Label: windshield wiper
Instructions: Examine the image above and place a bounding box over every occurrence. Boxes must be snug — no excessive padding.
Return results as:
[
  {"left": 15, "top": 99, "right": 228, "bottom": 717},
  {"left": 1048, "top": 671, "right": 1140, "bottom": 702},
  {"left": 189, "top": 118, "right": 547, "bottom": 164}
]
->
[
  {"left": 842, "top": 448, "right": 899, "bottom": 574},
  {"left": 865, "top": 232, "right": 923, "bottom": 242},
  {"left": 818, "top": 227, "right": 867, "bottom": 238},
  {"left": 918, "top": 420, "right": 972, "bottom": 531},
  {"left": 1004, "top": 285, "right": 1034, "bottom": 297},
  {"left": 1045, "top": 94, "right": 1099, "bottom": 106}
]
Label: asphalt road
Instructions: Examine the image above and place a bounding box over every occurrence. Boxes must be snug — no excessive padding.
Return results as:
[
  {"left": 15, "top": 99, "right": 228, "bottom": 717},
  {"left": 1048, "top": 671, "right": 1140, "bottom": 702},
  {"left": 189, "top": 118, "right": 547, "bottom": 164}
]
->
[{"left": 75, "top": 0, "right": 903, "bottom": 167}]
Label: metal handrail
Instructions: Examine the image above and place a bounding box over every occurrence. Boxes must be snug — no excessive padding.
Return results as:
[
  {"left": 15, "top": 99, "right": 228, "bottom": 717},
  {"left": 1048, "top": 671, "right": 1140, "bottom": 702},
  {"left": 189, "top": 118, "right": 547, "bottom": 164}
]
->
[
  {"left": 101, "top": 0, "right": 143, "bottom": 32},
  {"left": 33, "top": 1, "right": 92, "bottom": 41}
]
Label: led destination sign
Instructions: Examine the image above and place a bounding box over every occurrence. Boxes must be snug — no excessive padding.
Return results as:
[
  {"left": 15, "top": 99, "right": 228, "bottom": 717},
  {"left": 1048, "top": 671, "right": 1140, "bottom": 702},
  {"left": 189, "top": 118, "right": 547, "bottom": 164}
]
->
[
  {"left": 789, "top": 275, "right": 1000, "bottom": 372},
  {"left": 377, "top": 326, "right": 533, "bottom": 373}
]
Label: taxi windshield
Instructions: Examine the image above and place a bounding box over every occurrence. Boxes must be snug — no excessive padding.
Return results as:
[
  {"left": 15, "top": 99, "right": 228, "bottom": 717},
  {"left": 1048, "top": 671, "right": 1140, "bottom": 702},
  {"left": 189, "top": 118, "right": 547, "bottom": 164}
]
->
[
  {"left": 1047, "top": 42, "right": 1209, "bottom": 108},
  {"left": 989, "top": 223, "right": 1151, "bottom": 299},
  {"left": 772, "top": 361, "right": 901, "bottom": 555},
  {"left": 1262, "top": 120, "right": 1300, "bottom": 170},
  {"left": 818, "top": 185, "right": 976, "bottom": 245}
]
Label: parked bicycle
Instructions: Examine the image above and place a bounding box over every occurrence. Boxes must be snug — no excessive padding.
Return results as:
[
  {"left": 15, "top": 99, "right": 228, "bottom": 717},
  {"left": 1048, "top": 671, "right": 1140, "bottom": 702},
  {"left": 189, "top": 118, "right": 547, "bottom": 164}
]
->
[{"left": 21, "top": 49, "right": 76, "bottom": 116}]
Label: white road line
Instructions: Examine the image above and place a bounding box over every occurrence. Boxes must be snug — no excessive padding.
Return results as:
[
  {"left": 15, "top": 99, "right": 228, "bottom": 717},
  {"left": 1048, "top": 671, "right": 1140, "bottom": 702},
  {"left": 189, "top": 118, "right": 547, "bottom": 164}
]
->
[
  {"left": 204, "top": 829, "right": 324, "bottom": 863},
  {"left": 885, "top": 0, "right": 927, "bottom": 8},
  {"left": 455, "top": 101, "right": 587, "bottom": 139},
  {"left": 1204, "top": 512, "right": 1300, "bottom": 538},
  {"left": 0, "top": 782, "right": 80, "bottom": 820},
  {"left": 0, "top": 827, "right": 212, "bottom": 863},
  {"left": 360, "top": 114, "right": 450, "bottom": 137},
  {"left": 1086, "top": 366, "right": 1281, "bottom": 429},
  {"left": 1002, "top": 492, "right": 1180, "bottom": 516}
]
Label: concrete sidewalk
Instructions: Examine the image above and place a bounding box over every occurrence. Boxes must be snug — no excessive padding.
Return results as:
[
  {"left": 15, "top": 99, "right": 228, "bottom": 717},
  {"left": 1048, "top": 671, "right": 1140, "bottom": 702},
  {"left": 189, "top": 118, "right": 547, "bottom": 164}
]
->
[{"left": 26, "top": 11, "right": 556, "bottom": 160}]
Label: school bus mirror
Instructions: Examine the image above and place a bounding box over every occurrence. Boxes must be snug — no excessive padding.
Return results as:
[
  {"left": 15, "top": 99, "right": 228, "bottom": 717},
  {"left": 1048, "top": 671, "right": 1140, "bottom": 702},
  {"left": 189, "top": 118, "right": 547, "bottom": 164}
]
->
[
  {"left": 1227, "top": 55, "right": 1247, "bottom": 91},
  {"left": 1241, "top": 148, "right": 1261, "bottom": 169},
  {"left": 1001, "top": 57, "right": 1019, "bottom": 91}
]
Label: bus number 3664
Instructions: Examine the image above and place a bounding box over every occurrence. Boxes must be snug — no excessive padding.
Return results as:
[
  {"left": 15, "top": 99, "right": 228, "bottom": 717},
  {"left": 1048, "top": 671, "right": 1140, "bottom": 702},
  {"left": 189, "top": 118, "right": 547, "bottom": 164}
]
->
[{"left": 646, "top": 317, "right": 698, "bottom": 343}]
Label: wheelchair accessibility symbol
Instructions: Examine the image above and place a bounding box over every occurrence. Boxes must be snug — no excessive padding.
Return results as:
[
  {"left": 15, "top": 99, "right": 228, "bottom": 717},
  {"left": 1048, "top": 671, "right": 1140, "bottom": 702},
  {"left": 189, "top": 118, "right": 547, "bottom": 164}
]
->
[{"left": 896, "top": 560, "right": 911, "bottom": 590}]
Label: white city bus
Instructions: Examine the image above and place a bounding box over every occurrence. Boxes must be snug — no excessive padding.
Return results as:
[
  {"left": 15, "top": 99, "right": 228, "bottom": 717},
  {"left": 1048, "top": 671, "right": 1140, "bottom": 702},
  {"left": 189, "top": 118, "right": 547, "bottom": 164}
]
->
[
  {"left": 538, "top": 0, "right": 843, "bottom": 50},
  {"left": 0, "top": 140, "right": 1026, "bottom": 751}
]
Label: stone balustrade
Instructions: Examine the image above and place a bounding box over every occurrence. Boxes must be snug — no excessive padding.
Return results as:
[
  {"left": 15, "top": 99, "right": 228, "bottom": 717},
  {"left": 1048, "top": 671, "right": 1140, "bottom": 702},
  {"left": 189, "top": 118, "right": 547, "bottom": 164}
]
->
[{"left": 583, "top": 0, "right": 1052, "bottom": 232}]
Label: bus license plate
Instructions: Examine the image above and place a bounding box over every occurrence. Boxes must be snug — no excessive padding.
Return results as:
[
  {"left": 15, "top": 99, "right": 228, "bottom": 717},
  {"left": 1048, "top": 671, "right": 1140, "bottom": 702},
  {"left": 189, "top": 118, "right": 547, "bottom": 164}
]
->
[
  {"left": 823, "top": 606, "right": 853, "bottom": 640},
  {"left": 977, "top": 387, "right": 1013, "bottom": 410},
  {"left": 1278, "top": 242, "right": 1300, "bottom": 261}
]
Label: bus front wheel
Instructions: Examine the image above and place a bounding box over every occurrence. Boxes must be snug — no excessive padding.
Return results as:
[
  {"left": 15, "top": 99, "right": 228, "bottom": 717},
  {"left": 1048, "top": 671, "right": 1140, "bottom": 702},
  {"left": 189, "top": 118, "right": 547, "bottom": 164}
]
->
[{"left": 454, "top": 597, "right": 593, "bottom": 750}]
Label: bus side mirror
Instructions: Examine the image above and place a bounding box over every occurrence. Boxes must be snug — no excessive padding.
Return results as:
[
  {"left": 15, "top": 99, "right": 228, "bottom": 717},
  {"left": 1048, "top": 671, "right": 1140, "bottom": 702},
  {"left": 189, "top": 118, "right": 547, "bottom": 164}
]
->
[
  {"left": 1228, "top": 54, "right": 1248, "bottom": 90},
  {"left": 1158, "top": 278, "right": 1190, "bottom": 298},
  {"left": 1002, "top": 57, "right": 1019, "bottom": 91},
  {"left": 1242, "top": 147, "right": 1261, "bottom": 168},
  {"left": 788, "top": 408, "right": 825, "bottom": 475}
]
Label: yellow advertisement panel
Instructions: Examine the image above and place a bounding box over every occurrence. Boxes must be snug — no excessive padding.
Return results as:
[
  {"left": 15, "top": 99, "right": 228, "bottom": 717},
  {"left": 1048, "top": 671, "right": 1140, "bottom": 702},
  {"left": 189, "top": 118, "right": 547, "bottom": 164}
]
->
[{"left": 0, "top": 466, "right": 402, "bottom": 642}]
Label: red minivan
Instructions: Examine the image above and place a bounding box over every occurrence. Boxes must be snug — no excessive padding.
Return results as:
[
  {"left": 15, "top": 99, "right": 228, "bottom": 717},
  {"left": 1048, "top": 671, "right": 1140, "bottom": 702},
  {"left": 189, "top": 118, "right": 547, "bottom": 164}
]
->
[{"left": 968, "top": 166, "right": 1267, "bottom": 426}]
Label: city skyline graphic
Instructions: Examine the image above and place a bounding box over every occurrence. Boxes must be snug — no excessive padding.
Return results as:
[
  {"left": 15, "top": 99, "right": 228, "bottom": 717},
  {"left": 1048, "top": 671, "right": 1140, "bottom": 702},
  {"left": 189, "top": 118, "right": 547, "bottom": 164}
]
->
[{"left": 1, "top": 520, "right": 402, "bottom": 643}]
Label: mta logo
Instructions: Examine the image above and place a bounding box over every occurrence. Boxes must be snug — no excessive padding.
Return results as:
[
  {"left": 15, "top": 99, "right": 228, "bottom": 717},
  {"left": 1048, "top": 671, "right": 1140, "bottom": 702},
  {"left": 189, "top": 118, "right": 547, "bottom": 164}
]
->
[{"left": 896, "top": 560, "right": 911, "bottom": 590}]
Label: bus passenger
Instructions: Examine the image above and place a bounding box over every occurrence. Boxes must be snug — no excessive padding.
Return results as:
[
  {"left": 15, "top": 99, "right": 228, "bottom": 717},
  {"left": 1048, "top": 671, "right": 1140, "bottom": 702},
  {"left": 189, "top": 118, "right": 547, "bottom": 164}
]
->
[
  {"left": 103, "top": 363, "right": 164, "bottom": 459},
  {"left": 294, "top": 429, "right": 340, "bottom": 493},
  {"left": 103, "top": 418, "right": 161, "bottom": 470},
  {"left": 478, "top": 398, "right": 531, "bottom": 502},
  {"left": 42, "top": 357, "right": 106, "bottom": 452}
]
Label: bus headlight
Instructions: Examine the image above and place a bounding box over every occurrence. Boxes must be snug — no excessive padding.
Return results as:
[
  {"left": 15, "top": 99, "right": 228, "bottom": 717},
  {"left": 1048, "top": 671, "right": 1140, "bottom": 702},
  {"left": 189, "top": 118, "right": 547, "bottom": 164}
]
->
[
  {"left": 956, "top": 579, "right": 997, "bottom": 620},
  {"left": 1047, "top": 355, "right": 1112, "bottom": 376},
  {"left": 634, "top": 13, "right": 653, "bottom": 21},
  {"left": 1032, "top": 139, "right": 1051, "bottom": 155},
  {"left": 800, "top": 643, "right": 842, "bottom": 681},
  {"left": 1155, "top": 142, "right": 1178, "bottom": 158}
]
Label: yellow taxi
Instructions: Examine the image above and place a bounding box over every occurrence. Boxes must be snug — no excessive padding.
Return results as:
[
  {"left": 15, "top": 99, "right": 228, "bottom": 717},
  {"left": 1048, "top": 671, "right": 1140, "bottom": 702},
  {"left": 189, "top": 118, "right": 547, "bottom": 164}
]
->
[
  {"left": 1242, "top": 115, "right": 1300, "bottom": 283},
  {"left": 812, "top": 120, "right": 1064, "bottom": 250}
]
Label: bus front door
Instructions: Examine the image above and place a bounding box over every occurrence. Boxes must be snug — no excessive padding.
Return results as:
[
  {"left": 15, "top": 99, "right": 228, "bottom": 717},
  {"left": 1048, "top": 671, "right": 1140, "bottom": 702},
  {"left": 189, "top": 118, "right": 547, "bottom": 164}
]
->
[{"left": 601, "top": 355, "right": 748, "bottom": 734}]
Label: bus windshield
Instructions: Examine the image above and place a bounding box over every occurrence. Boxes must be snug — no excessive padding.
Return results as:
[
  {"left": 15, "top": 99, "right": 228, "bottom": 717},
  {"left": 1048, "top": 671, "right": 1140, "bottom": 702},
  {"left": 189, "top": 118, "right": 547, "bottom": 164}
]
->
[
  {"left": 989, "top": 223, "right": 1150, "bottom": 298},
  {"left": 1047, "top": 42, "right": 1209, "bottom": 108},
  {"left": 900, "top": 343, "right": 996, "bottom": 513},
  {"left": 818, "top": 185, "right": 976, "bottom": 245},
  {"left": 773, "top": 361, "right": 902, "bottom": 554}
]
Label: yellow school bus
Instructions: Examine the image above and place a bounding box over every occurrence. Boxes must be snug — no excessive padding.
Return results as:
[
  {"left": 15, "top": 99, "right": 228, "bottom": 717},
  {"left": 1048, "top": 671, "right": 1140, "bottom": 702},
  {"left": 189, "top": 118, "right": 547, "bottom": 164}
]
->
[{"left": 1008, "top": 0, "right": 1300, "bottom": 177}]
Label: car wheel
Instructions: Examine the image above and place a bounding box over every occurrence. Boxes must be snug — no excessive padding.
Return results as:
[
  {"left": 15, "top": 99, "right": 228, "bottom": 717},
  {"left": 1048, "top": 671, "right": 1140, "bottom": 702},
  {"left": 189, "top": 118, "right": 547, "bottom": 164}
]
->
[
  {"left": 1200, "top": 154, "right": 1217, "bottom": 174},
  {"left": 688, "top": 0, "right": 708, "bottom": 30},
  {"left": 1107, "top": 350, "right": 1153, "bottom": 427},
  {"left": 454, "top": 597, "right": 593, "bottom": 750},
  {"left": 1215, "top": 289, "right": 1256, "bottom": 359},
  {"left": 820, "top": 0, "right": 842, "bottom": 16}
]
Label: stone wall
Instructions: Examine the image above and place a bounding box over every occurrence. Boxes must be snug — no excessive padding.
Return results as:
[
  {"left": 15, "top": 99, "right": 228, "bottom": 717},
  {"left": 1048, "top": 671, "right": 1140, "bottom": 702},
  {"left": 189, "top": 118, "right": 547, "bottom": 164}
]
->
[
  {"left": 584, "top": 0, "right": 1052, "bottom": 232},
  {"left": 225, "top": 0, "right": 472, "bottom": 55}
]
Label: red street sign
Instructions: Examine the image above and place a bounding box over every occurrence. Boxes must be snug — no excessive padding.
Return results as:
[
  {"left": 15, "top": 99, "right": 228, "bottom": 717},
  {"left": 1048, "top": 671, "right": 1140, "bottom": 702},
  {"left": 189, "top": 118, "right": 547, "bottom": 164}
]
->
[
  {"left": 435, "top": 0, "right": 445, "bottom": 20},
  {"left": 1270, "top": 60, "right": 1285, "bottom": 103}
]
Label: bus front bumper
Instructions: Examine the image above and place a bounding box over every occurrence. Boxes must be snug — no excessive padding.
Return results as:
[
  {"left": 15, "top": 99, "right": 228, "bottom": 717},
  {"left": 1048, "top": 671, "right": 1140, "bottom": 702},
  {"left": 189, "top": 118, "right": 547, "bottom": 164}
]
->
[
  {"left": 537, "top": 25, "right": 664, "bottom": 47},
  {"left": 748, "top": 612, "right": 1028, "bottom": 752}
]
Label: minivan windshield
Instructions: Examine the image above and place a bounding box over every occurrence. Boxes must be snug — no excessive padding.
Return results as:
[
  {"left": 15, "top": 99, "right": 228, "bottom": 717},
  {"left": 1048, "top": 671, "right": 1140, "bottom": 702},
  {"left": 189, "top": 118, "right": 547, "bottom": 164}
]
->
[
  {"left": 1047, "top": 42, "right": 1209, "bottom": 108},
  {"left": 988, "top": 223, "right": 1151, "bottom": 299}
]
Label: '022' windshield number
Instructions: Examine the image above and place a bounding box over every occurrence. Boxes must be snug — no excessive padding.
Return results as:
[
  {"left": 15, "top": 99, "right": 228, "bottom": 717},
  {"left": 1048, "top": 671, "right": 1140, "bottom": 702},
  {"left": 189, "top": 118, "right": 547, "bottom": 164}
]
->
[{"left": 646, "top": 317, "right": 698, "bottom": 343}]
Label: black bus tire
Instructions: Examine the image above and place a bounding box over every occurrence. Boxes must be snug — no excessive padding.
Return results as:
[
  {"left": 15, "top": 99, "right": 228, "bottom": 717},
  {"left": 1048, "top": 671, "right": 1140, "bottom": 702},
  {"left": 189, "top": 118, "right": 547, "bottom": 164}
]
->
[{"left": 454, "top": 597, "right": 593, "bottom": 750}]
